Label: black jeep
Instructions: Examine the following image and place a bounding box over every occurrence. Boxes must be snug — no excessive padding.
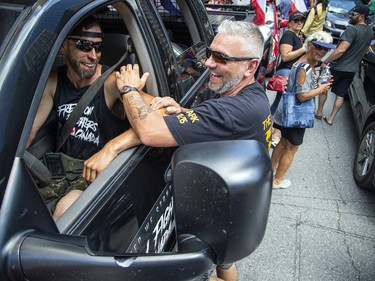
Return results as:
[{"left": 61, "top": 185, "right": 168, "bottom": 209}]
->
[{"left": 0, "top": 1, "right": 272, "bottom": 280}]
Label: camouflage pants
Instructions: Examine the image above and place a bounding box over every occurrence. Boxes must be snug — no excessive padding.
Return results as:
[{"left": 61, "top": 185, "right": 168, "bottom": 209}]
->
[{"left": 38, "top": 153, "right": 86, "bottom": 212}]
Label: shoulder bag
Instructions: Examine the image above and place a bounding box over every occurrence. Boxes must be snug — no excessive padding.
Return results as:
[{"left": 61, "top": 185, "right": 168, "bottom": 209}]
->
[{"left": 282, "top": 62, "right": 315, "bottom": 128}]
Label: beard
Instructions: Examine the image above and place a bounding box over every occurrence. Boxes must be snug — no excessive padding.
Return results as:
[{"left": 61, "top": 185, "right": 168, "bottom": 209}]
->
[
  {"left": 349, "top": 17, "right": 359, "bottom": 25},
  {"left": 209, "top": 63, "right": 247, "bottom": 94},
  {"left": 66, "top": 53, "right": 97, "bottom": 80}
]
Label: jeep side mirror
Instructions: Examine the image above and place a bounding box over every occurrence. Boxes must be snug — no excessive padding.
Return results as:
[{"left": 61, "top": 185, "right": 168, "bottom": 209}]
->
[{"left": 172, "top": 140, "right": 272, "bottom": 265}]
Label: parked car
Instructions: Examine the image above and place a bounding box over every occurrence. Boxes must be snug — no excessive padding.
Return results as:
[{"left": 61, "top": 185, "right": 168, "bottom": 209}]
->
[
  {"left": 323, "top": 0, "right": 358, "bottom": 42},
  {"left": 348, "top": 51, "right": 375, "bottom": 190},
  {"left": 0, "top": 0, "right": 272, "bottom": 280}
]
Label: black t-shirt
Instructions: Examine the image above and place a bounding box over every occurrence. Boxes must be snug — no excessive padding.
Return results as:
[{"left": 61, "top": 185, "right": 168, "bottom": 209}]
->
[
  {"left": 278, "top": 30, "right": 303, "bottom": 70},
  {"left": 53, "top": 65, "right": 130, "bottom": 159},
  {"left": 164, "top": 82, "right": 272, "bottom": 149}
]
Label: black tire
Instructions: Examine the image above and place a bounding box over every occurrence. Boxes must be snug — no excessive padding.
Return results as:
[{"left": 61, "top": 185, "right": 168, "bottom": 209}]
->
[{"left": 353, "top": 121, "right": 375, "bottom": 190}]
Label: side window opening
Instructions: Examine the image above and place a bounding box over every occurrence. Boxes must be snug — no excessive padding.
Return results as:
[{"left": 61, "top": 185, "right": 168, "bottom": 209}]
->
[{"left": 26, "top": 1, "right": 161, "bottom": 222}]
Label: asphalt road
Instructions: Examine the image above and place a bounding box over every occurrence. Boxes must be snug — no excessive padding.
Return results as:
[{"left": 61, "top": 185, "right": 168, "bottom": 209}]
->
[{"left": 237, "top": 89, "right": 375, "bottom": 280}]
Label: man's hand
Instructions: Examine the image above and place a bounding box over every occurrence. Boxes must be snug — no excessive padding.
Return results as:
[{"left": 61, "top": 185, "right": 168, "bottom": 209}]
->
[
  {"left": 116, "top": 64, "right": 149, "bottom": 91},
  {"left": 150, "top": 96, "right": 184, "bottom": 114},
  {"left": 83, "top": 144, "right": 117, "bottom": 184}
]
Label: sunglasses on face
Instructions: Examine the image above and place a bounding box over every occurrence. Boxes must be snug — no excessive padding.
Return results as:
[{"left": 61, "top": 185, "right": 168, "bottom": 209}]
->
[
  {"left": 349, "top": 12, "right": 360, "bottom": 17},
  {"left": 68, "top": 38, "right": 103, "bottom": 53},
  {"left": 206, "top": 47, "right": 256, "bottom": 64},
  {"left": 313, "top": 43, "right": 329, "bottom": 52},
  {"left": 293, "top": 18, "right": 305, "bottom": 23}
]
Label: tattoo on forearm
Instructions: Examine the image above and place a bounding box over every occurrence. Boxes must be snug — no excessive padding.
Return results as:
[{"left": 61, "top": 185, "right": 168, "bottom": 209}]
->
[{"left": 126, "top": 93, "right": 152, "bottom": 120}]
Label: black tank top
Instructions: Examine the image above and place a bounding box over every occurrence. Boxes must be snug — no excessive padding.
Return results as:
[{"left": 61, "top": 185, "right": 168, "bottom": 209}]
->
[{"left": 53, "top": 65, "right": 130, "bottom": 159}]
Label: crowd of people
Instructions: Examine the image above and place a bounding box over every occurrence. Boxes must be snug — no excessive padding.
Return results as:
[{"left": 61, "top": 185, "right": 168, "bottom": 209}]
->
[{"left": 269, "top": 1, "right": 373, "bottom": 189}]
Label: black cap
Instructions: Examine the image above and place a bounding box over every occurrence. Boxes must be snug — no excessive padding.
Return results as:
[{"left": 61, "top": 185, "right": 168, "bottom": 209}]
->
[
  {"left": 289, "top": 11, "right": 306, "bottom": 21},
  {"left": 352, "top": 4, "right": 370, "bottom": 17}
]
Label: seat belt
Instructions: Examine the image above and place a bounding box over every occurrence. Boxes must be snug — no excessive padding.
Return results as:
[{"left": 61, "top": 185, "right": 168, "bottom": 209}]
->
[{"left": 56, "top": 50, "right": 128, "bottom": 152}]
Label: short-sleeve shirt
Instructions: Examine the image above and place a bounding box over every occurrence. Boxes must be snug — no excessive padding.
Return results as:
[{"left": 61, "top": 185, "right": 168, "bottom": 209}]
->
[
  {"left": 278, "top": 30, "right": 304, "bottom": 70},
  {"left": 164, "top": 82, "right": 272, "bottom": 149},
  {"left": 330, "top": 24, "right": 373, "bottom": 73}
]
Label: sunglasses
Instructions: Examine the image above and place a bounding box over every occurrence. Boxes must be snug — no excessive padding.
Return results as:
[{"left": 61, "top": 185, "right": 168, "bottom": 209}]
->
[
  {"left": 313, "top": 43, "right": 329, "bottom": 52},
  {"left": 293, "top": 18, "right": 305, "bottom": 23},
  {"left": 349, "top": 12, "right": 360, "bottom": 17},
  {"left": 68, "top": 38, "right": 103, "bottom": 53},
  {"left": 206, "top": 47, "right": 256, "bottom": 64}
]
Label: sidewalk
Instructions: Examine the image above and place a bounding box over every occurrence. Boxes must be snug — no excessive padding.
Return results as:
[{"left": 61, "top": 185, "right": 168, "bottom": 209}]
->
[{"left": 237, "top": 90, "right": 375, "bottom": 280}]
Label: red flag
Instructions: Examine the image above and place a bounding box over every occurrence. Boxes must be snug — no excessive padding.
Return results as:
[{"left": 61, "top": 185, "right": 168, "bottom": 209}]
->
[
  {"left": 251, "top": 0, "right": 266, "bottom": 25},
  {"left": 290, "top": 0, "right": 308, "bottom": 13},
  {"left": 290, "top": 0, "right": 297, "bottom": 13}
]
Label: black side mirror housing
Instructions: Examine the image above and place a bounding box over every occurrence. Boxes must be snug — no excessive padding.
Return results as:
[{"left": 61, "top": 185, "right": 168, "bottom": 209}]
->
[{"left": 172, "top": 140, "right": 272, "bottom": 265}]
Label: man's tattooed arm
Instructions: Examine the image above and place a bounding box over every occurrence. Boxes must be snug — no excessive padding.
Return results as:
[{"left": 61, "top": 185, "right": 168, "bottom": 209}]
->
[
  {"left": 117, "top": 64, "right": 178, "bottom": 146},
  {"left": 125, "top": 92, "right": 152, "bottom": 120}
]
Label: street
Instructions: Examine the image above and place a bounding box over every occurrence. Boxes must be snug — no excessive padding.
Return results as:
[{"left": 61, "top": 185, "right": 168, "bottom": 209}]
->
[{"left": 237, "top": 89, "right": 375, "bottom": 280}]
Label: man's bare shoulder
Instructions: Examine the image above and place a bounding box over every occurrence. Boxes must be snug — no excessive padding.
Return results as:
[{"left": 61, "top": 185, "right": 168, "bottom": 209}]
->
[{"left": 45, "top": 69, "right": 59, "bottom": 97}]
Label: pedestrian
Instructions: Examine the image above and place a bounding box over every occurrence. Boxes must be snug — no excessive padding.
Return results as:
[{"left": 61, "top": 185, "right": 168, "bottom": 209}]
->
[
  {"left": 315, "top": 4, "right": 373, "bottom": 125},
  {"left": 270, "top": 10, "right": 307, "bottom": 147},
  {"left": 271, "top": 31, "right": 334, "bottom": 189},
  {"left": 301, "top": 0, "right": 329, "bottom": 37},
  {"left": 117, "top": 19, "right": 272, "bottom": 280},
  {"left": 361, "top": 0, "right": 375, "bottom": 23}
]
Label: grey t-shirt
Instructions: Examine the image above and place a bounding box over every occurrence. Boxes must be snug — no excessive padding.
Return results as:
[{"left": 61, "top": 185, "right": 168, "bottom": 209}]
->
[
  {"left": 330, "top": 24, "right": 373, "bottom": 73},
  {"left": 274, "top": 62, "right": 317, "bottom": 126}
]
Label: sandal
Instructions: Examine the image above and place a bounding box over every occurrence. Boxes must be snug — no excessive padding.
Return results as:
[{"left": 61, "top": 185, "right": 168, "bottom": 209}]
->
[
  {"left": 323, "top": 116, "right": 333, "bottom": 126},
  {"left": 314, "top": 114, "right": 322, "bottom": 120}
]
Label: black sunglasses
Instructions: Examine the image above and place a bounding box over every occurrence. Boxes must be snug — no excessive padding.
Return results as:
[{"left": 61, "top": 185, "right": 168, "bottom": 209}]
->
[
  {"left": 293, "top": 18, "right": 305, "bottom": 23},
  {"left": 312, "top": 43, "right": 329, "bottom": 52},
  {"left": 68, "top": 38, "right": 103, "bottom": 53},
  {"left": 206, "top": 47, "right": 256, "bottom": 64},
  {"left": 349, "top": 12, "right": 360, "bottom": 17}
]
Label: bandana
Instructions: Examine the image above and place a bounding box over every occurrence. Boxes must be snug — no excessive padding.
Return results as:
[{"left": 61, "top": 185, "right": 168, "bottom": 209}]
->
[{"left": 69, "top": 30, "right": 104, "bottom": 39}]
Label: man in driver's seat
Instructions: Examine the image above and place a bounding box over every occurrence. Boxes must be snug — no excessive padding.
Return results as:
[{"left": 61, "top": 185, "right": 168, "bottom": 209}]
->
[{"left": 27, "top": 16, "right": 151, "bottom": 220}]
